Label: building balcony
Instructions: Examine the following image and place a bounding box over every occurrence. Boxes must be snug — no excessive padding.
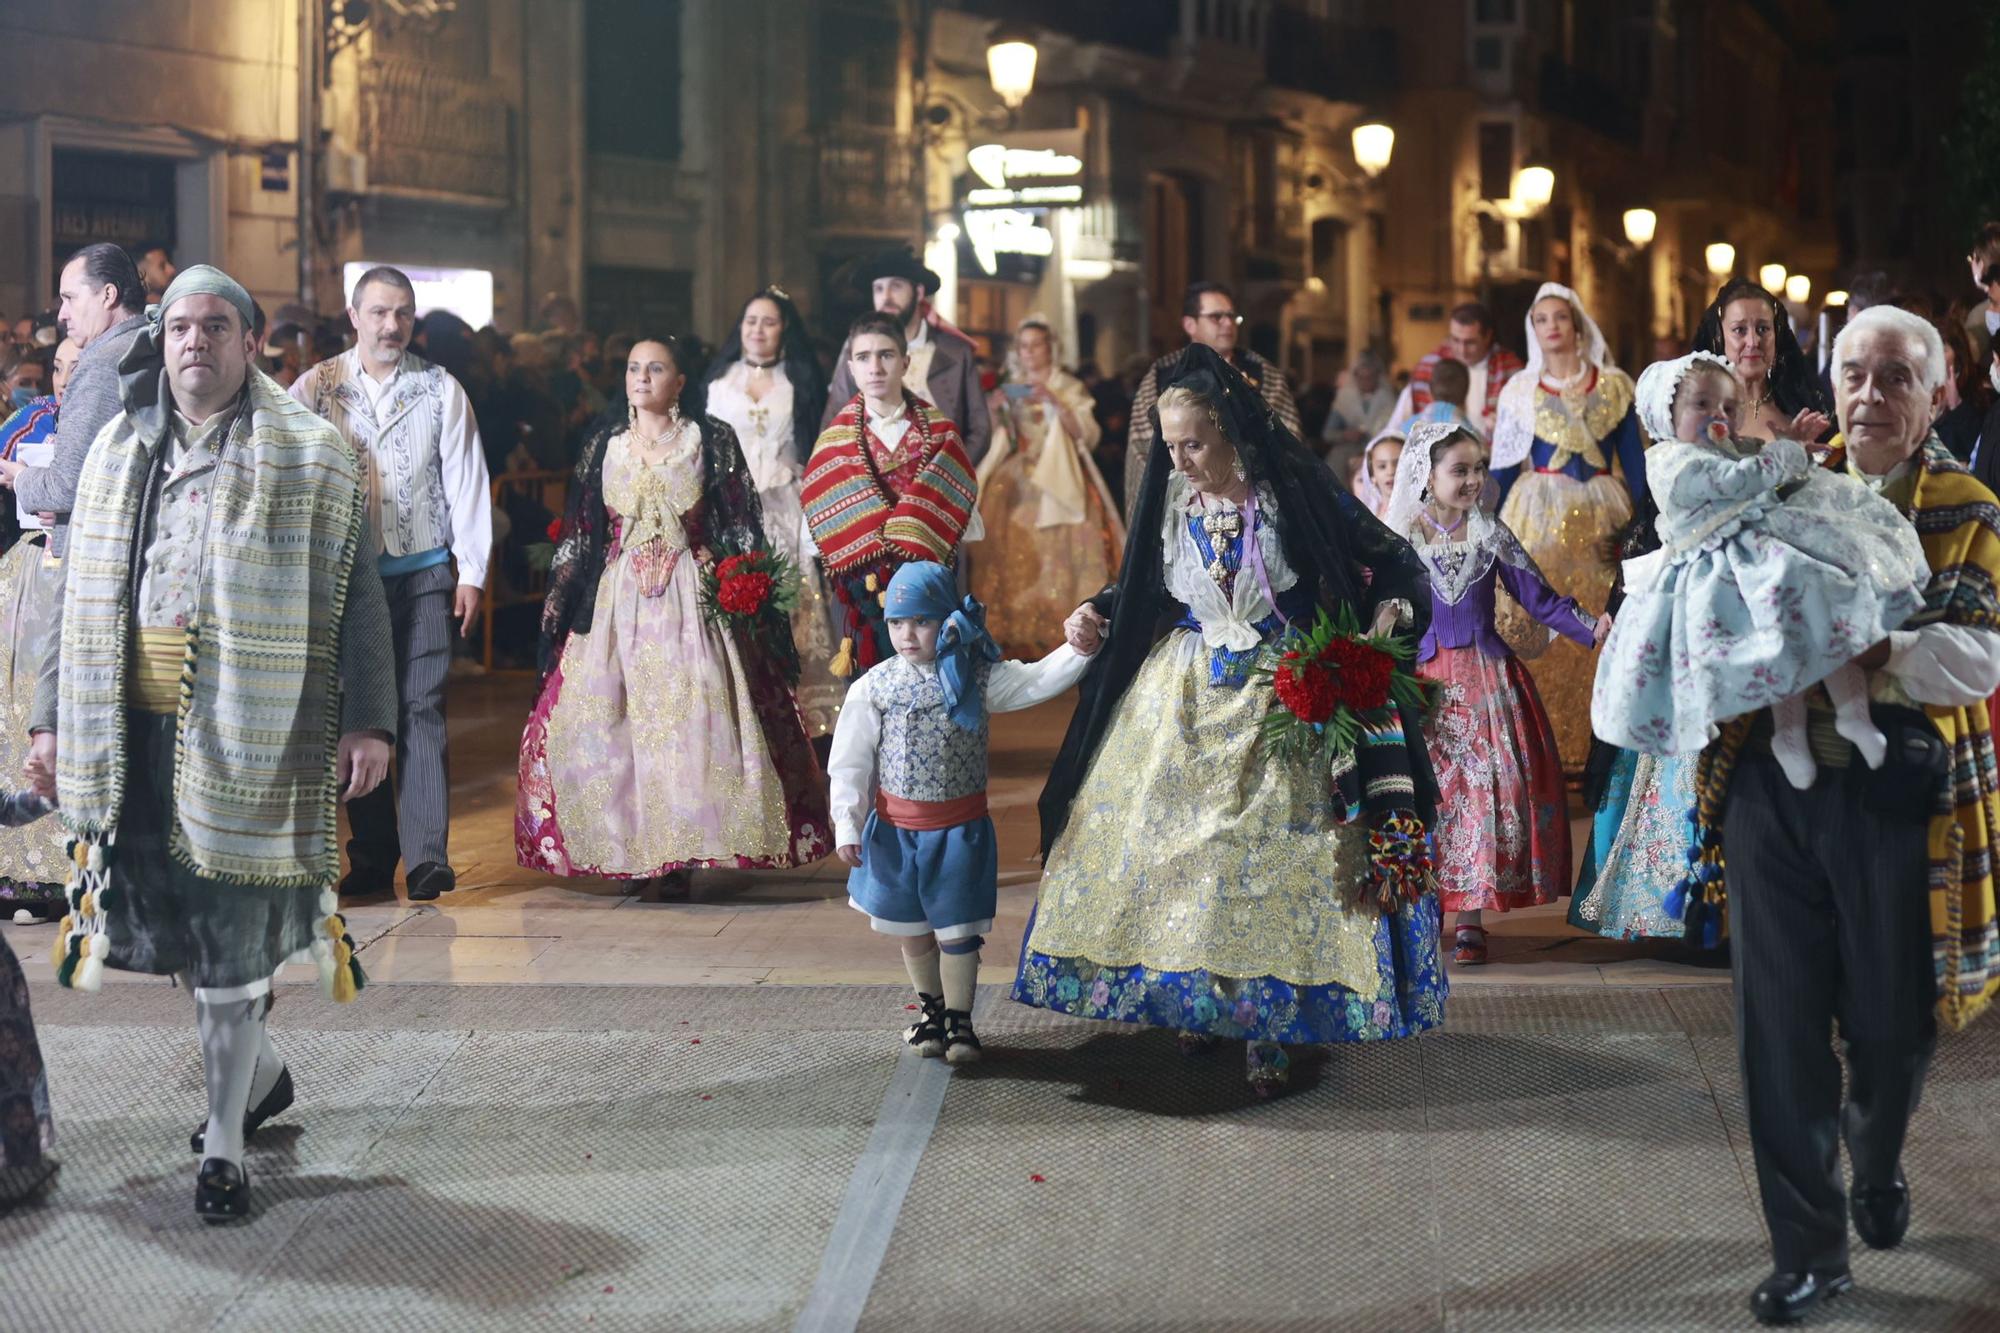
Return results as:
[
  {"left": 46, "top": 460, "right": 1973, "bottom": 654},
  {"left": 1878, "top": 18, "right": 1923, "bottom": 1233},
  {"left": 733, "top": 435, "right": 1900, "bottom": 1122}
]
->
[{"left": 796, "top": 124, "right": 923, "bottom": 239}]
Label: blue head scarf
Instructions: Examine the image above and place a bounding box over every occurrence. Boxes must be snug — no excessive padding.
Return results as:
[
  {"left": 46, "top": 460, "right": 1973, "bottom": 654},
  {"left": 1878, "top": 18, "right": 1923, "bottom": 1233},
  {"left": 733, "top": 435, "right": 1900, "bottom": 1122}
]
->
[{"left": 884, "top": 561, "right": 1000, "bottom": 731}]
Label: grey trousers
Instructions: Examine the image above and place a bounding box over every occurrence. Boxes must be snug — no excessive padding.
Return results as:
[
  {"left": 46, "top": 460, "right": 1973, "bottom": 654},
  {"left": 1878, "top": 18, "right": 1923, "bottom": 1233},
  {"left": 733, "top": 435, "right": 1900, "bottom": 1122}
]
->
[
  {"left": 346, "top": 561, "right": 454, "bottom": 875},
  {"left": 1722, "top": 750, "right": 1937, "bottom": 1274}
]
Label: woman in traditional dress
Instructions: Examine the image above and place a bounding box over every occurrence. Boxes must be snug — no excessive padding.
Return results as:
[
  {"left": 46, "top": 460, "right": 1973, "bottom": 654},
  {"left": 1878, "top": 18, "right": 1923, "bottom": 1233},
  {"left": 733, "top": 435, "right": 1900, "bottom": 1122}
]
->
[
  {"left": 0, "top": 336, "right": 77, "bottom": 922},
  {"left": 517, "top": 337, "right": 832, "bottom": 897},
  {"left": 1384, "top": 422, "right": 1609, "bottom": 964},
  {"left": 971, "top": 318, "right": 1124, "bottom": 657},
  {"left": 1489, "top": 282, "right": 1645, "bottom": 772},
  {"left": 704, "top": 287, "right": 843, "bottom": 740},
  {"left": 1692, "top": 278, "right": 1831, "bottom": 446},
  {"left": 1569, "top": 490, "right": 1700, "bottom": 941},
  {"left": 1012, "top": 344, "right": 1445, "bottom": 1096}
]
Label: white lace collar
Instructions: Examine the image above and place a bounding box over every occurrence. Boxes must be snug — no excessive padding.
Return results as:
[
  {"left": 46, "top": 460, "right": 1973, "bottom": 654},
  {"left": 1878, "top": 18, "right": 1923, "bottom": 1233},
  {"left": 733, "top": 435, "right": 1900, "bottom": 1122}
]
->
[
  {"left": 1408, "top": 507, "right": 1536, "bottom": 606},
  {"left": 1159, "top": 472, "right": 1298, "bottom": 651}
]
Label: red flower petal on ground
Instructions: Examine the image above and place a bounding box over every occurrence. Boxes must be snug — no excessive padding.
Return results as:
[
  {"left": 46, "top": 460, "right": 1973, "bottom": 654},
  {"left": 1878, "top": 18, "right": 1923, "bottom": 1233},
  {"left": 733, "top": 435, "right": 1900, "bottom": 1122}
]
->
[
  {"left": 700, "top": 1095, "right": 712, "bottom": 1101},
  {"left": 1029, "top": 1173, "right": 1046, "bottom": 1183},
  {"left": 690, "top": 1038, "right": 702, "bottom": 1045}
]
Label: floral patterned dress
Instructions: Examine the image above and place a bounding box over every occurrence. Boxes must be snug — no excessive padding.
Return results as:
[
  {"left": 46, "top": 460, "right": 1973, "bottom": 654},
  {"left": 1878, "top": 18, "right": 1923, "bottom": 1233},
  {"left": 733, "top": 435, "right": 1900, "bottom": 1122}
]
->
[
  {"left": 1411, "top": 515, "right": 1596, "bottom": 913},
  {"left": 1012, "top": 481, "right": 1445, "bottom": 1044},
  {"left": 1590, "top": 437, "right": 1928, "bottom": 756},
  {"left": 515, "top": 427, "right": 831, "bottom": 876}
]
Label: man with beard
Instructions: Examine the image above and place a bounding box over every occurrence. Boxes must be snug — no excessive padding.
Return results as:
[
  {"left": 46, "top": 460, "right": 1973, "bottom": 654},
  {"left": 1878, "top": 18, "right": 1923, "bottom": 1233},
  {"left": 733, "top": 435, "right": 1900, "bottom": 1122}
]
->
[
  {"left": 820, "top": 247, "right": 990, "bottom": 465},
  {"left": 291, "top": 265, "right": 491, "bottom": 903}
]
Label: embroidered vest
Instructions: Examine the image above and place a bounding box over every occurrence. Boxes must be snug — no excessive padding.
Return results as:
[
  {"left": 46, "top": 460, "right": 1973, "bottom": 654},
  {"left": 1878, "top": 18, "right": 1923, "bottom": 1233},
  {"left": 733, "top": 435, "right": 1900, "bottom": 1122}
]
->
[
  {"left": 297, "top": 351, "right": 453, "bottom": 560},
  {"left": 871, "top": 655, "right": 991, "bottom": 803}
]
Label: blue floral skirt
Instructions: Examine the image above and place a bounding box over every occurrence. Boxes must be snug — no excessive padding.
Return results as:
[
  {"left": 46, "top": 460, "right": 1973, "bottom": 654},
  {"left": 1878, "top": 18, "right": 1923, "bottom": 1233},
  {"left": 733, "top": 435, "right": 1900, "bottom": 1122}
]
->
[
  {"left": 1009, "top": 631, "right": 1447, "bottom": 1044},
  {"left": 1013, "top": 898, "right": 1445, "bottom": 1043}
]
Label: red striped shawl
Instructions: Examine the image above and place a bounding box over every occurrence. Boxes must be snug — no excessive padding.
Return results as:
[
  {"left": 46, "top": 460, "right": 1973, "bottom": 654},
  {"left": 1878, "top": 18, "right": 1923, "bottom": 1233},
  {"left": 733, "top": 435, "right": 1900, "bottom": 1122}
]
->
[{"left": 802, "top": 393, "right": 976, "bottom": 574}]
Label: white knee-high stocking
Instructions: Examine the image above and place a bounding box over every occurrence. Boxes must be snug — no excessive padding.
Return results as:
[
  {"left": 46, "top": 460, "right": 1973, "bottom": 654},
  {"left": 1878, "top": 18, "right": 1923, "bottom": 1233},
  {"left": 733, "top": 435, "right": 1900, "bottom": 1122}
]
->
[{"left": 195, "top": 994, "right": 265, "bottom": 1167}]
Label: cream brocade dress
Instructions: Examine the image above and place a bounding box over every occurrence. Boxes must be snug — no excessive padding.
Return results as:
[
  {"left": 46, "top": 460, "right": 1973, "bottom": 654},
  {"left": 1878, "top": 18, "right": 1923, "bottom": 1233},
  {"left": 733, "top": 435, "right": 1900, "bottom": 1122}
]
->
[
  {"left": 519, "top": 430, "right": 808, "bottom": 874},
  {"left": 971, "top": 370, "right": 1124, "bottom": 657},
  {"left": 704, "top": 363, "right": 843, "bottom": 736}
]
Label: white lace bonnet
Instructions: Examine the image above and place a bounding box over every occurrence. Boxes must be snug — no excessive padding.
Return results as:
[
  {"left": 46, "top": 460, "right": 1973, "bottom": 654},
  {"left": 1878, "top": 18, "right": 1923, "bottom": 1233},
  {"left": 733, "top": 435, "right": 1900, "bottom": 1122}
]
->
[
  {"left": 1490, "top": 282, "right": 1617, "bottom": 471},
  {"left": 1634, "top": 351, "right": 1735, "bottom": 442}
]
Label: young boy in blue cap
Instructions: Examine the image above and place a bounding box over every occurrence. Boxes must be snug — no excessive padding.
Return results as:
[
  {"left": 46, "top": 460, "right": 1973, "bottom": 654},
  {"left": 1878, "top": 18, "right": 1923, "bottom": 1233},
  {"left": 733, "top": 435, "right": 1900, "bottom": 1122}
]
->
[{"left": 829, "top": 561, "right": 1097, "bottom": 1063}]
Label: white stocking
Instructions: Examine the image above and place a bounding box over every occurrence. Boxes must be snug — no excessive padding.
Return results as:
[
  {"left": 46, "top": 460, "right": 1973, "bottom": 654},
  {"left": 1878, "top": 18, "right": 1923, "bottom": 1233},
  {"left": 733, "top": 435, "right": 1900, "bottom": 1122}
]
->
[
  {"left": 1823, "top": 664, "right": 1886, "bottom": 770},
  {"left": 195, "top": 993, "right": 265, "bottom": 1167},
  {"left": 1769, "top": 692, "right": 1819, "bottom": 791}
]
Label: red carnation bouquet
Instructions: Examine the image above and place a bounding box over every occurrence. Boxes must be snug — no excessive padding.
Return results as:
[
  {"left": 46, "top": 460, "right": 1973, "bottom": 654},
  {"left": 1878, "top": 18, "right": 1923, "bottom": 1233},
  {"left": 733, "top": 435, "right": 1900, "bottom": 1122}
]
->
[
  {"left": 1252, "top": 605, "right": 1432, "bottom": 765},
  {"left": 698, "top": 547, "right": 801, "bottom": 665}
]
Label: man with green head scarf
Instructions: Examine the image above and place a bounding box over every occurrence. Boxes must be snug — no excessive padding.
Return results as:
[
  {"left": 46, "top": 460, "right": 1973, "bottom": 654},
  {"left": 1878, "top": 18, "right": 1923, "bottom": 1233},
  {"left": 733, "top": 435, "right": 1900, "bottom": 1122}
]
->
[{"left": 25, "top": 264, "right": 397, "bottom": 1224}]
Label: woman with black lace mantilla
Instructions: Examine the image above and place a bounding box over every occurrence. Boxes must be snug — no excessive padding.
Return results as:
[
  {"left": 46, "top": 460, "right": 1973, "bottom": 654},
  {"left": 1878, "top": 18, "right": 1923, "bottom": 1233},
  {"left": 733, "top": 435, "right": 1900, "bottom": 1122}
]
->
[{"left": 1011, "top": 344, "right": 1447, "bottom": 1097}]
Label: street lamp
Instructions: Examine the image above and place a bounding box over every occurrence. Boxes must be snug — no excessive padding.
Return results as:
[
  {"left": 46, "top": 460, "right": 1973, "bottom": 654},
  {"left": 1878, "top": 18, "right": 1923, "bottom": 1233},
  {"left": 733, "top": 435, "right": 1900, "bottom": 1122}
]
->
[
  {"left": 986, "top": 24, "right": 1039, "bottom": 110},
  {"left": 1621, "top": 208, "right": 1657, "bottom": 247},
  {"left": 1705, "top": 242, "right": 1737, "bottom": 278},
  {"left": 1512, "top": 158, "right": 1555, "bottom": 213},
  {"left": 1784, "top": 273, "right": 1812, "bottom": 304},
  {"left": 1352, "top": 121, "right": 1395, "bottom": 176},
  {"left": 1824, "top": 289, "right": 1849, "bottom": 307},
  {"left": 1759, "top": 262, "right": 1787, "bottom": 293}
]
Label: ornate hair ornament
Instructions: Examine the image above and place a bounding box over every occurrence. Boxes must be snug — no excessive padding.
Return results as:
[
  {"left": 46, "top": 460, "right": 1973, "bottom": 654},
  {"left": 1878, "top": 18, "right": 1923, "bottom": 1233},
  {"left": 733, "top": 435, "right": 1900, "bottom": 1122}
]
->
[{"left": 763, "top": 284, "right": 791, "bottom": 303}]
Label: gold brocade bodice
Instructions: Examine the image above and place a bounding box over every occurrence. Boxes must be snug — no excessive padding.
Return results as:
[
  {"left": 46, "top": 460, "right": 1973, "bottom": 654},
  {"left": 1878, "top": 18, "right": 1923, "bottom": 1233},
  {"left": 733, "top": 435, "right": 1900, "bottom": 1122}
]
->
[
  {"left": 604, "top": 426, "right": 702, "bottom": 555},
  {"left": 1530, "top": 368, "right": 1636, "bottom": 472}
]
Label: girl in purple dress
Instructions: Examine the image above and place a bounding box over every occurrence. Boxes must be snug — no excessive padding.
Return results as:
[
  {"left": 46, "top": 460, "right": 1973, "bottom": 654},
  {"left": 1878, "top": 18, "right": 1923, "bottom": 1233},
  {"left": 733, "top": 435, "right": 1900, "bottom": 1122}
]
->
[{"left": 1383, "top": 421, "right": 1610, "bottom": 964}]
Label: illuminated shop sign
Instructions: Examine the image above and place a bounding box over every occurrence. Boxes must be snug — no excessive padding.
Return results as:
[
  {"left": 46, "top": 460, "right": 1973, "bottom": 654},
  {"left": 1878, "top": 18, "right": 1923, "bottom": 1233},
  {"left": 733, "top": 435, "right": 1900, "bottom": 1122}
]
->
[
  {"left": 963, "top": 208, "right": 1055, "bottom": 275},
  {"left": 958, "top": 130, "right": 1086, "bottom": 276}
]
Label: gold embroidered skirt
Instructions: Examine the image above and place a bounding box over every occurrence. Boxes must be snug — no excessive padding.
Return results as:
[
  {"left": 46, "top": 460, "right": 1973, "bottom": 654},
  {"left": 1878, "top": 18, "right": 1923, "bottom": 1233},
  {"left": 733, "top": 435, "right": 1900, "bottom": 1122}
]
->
[{"left": 1495, "top": 471, "right": 1630, "bottom": 771}]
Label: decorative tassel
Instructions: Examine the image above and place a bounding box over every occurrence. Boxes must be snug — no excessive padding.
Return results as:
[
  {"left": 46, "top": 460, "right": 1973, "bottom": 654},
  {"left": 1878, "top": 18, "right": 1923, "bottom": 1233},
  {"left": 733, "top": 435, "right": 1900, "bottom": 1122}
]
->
[
  {"left": 829, "top": 637, "right": 856, "bottom": 679},
  {"left": 331, "top": 938, "right": 358, "bottom": 1004},
  {"left": 1363, "top": 813, "right": 1435, "bottom": 913},
  {"left": 864, "top": 573, "right": 878, "bottom": 593},
  {"left": 55, "top": 936, "right": 81, "bottom": 988},
  {"left": 49, "top": 916, "right": 73, "bottom": 970}
]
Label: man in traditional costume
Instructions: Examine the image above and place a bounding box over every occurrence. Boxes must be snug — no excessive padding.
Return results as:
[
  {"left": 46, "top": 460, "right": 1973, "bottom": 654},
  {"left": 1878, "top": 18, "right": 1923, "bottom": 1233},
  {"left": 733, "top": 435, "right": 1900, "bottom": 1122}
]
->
[
  {"left": 820, "top": 247, "right": 991, "bottom": 464},
  {"left": 1123, "top": 280, "right": 1301, "bottom": 516},
  {"left": 802, "top": 312, "right": 978, "bottom": 679},
  {"left": 291, "top": 264, "right": 491, "bottom": 902},
  {"left": 25, "top": 266, "right": 396, "bottom": 1224},
  {"left": 1387, "top": 301, "right": 1525, "bottom": 440},
  {"left": 1676, "top": 306, "right": 2000, "bottom": 1324}
]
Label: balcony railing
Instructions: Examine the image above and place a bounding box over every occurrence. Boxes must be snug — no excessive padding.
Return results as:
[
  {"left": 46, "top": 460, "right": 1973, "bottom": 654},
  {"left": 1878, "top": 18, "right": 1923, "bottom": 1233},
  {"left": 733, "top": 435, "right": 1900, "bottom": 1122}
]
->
[{"left": 798, "top": 125, "right": 923, "bottom": 237}]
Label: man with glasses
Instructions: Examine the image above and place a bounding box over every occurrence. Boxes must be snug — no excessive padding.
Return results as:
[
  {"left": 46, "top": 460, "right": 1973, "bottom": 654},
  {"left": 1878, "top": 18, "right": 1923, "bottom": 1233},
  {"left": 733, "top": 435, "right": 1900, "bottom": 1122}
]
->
[{"left": 1124, "top": 281, "right": 1300, "bottom": 515}]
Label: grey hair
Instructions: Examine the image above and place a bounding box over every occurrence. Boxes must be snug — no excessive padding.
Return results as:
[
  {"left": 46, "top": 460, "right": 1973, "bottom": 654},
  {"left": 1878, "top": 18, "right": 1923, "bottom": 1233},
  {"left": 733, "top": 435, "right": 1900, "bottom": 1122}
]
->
[{"left": 1831, "top": 306, "right": 1947, "bottom": 395}]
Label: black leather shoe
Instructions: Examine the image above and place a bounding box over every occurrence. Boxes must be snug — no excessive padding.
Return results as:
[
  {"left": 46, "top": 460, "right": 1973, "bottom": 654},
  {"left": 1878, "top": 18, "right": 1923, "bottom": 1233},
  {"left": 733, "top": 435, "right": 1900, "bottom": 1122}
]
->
[
  {"left": 406, "top": 862, "right": 456, "bottom": 901},
  {"left": 190, "top": 1065, "right": 294, "bottom": 1155},
  {"left": 194, "top": 1158, "right": 251, "bottom": 1224},
  {"left": 1852, "top": 1177, "right": 1911, "bottom": 1249},
  {"left": 1750, "top": 1269, "right": 1853, "bottom": 1325}
]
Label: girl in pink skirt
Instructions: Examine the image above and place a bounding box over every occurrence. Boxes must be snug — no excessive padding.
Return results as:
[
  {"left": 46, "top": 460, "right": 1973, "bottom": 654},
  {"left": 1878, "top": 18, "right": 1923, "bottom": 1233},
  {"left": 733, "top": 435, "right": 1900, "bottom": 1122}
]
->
[{"left": 1382, "top": 422, "right": 1610, "bottom": 964}]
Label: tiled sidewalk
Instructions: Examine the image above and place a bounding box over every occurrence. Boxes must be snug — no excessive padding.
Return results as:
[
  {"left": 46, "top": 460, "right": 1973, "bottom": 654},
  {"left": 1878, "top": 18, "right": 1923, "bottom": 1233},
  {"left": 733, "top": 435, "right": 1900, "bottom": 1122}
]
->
[{"left": 4, "top": 982, "right": 1995, "bottom": 1331}]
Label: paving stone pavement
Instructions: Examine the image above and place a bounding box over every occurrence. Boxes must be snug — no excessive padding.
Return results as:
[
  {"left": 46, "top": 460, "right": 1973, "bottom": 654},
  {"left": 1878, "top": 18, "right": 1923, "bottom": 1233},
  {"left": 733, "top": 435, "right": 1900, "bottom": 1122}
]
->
[{"left": 5, "top": 981, "right": 1996, "bottom": 1331}]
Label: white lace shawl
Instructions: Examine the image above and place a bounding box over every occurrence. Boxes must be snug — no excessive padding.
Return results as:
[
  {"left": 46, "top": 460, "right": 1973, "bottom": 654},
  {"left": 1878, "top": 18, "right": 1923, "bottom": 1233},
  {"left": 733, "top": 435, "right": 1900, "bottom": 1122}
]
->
[
  {"left": 1407, "top": 510, "right": 1543, "bottom": 607},
  {"left": 1160, "top": 470, "right": 1298, "bottom": 651},
  {"left": 1490, "top": 281, "right": 1618, "bottom": 471}
]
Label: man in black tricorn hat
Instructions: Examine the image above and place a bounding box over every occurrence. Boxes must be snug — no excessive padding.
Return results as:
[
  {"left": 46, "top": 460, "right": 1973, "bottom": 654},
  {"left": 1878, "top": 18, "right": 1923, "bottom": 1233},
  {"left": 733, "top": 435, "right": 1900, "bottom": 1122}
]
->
[{"left": 820, "top": 246, "right": 991, "bottom": 464}]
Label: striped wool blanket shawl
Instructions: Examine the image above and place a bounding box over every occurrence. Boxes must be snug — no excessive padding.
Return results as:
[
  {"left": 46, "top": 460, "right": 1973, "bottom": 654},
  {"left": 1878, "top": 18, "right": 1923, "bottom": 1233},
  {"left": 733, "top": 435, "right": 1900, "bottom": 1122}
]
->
[
  {"left": 59, "top": 365, "right": 365, "bottom": 888},
  {"left": 1682, "top": 435, "right": 2000, "bottom": 1031},
  {"left": 801, "top": 393, "right": 976, "bottom": 574}
]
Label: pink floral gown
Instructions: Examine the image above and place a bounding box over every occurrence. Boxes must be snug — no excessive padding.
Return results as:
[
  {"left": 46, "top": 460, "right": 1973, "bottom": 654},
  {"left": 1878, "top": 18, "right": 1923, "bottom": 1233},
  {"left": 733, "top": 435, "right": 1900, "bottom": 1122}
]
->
[{"left": 516, "top": 427, "right": 831, "bottom": 877}]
